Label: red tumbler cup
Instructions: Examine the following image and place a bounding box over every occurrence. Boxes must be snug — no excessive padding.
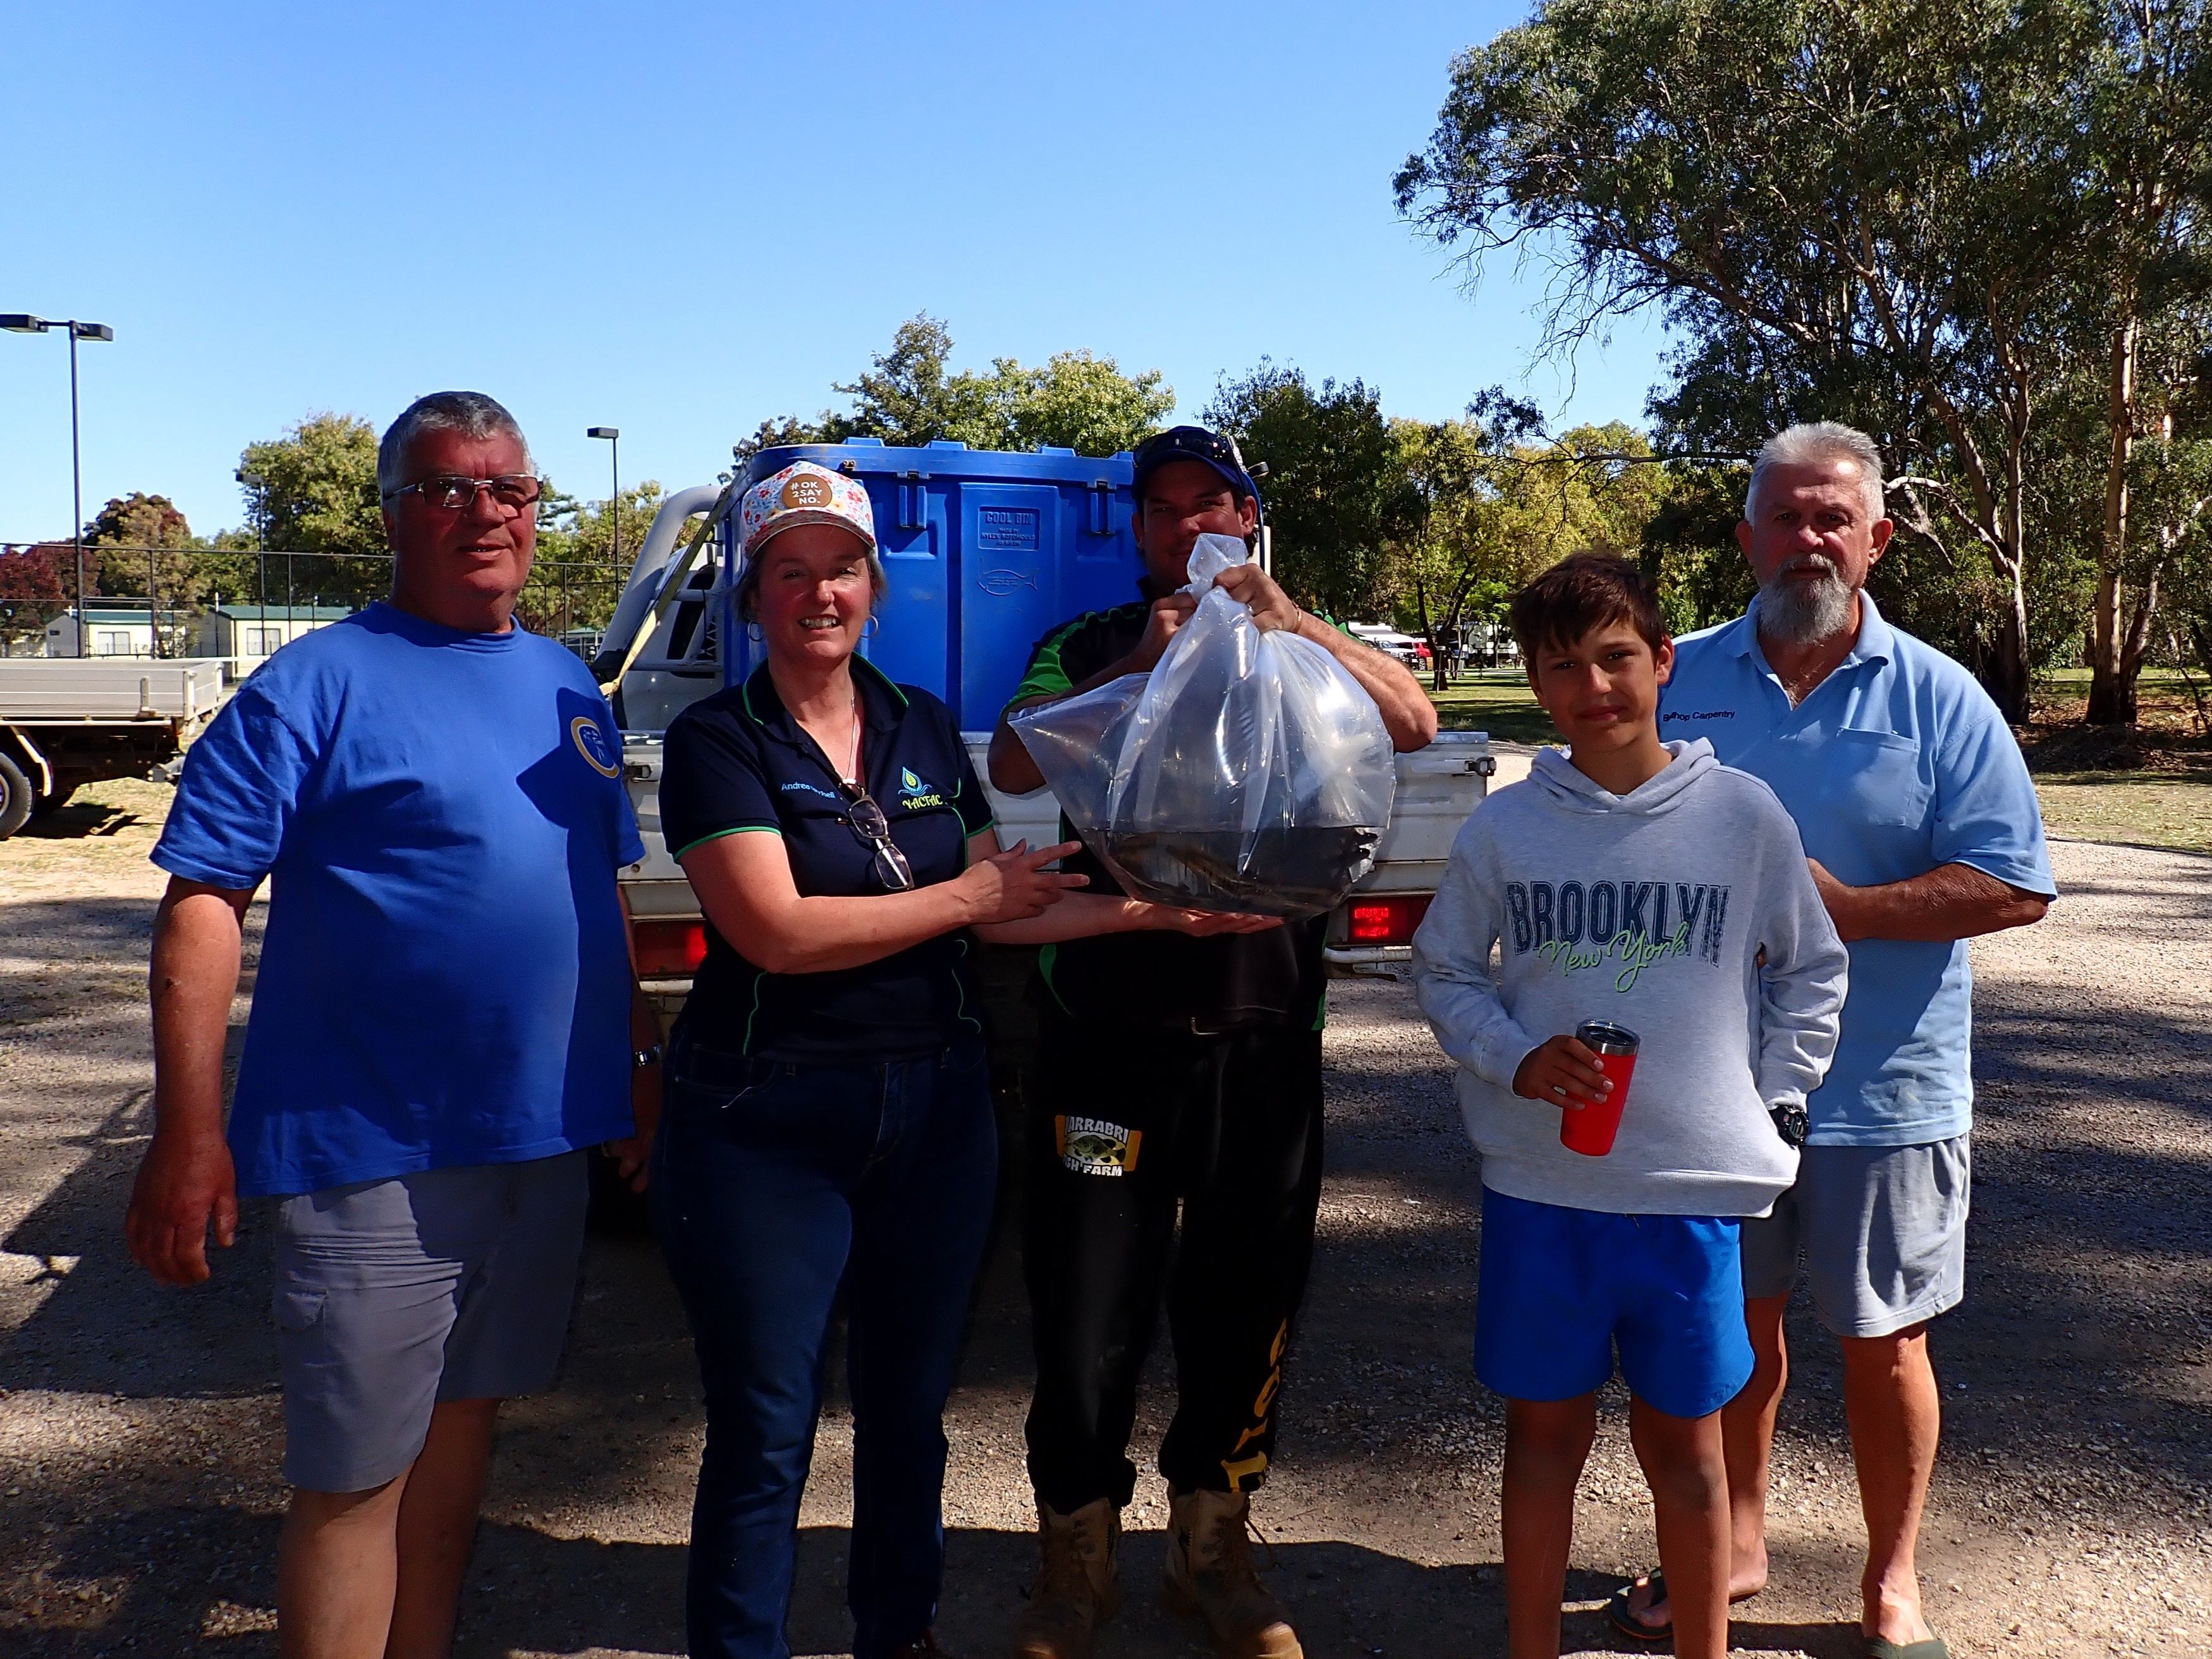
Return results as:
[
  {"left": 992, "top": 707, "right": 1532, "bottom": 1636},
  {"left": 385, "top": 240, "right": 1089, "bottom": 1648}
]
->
[{"left": 1560, "top": 1021, "right": 1639, "bottom": 1157}]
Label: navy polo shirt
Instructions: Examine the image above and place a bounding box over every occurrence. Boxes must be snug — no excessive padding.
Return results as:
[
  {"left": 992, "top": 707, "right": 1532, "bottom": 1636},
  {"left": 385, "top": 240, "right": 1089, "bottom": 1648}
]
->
[
  {"left": 1662, "top": 592, "right": 2055, "bottom": 1147},
  {"left": 659, "top": 658, "right": 997, "bottom": 1062}
]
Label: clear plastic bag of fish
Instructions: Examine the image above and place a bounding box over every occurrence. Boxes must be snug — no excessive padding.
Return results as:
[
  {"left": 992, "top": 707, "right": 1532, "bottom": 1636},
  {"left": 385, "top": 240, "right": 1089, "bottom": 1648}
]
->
[{"left": 1010, "top": 533, "right": 1396, "bottom": 917}]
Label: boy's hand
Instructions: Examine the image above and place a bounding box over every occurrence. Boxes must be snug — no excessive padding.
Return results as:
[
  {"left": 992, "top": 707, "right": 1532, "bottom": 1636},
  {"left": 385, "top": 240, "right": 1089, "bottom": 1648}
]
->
[{"left": 1512, "top": 1034, "right": 1612, "bottom": 1108}]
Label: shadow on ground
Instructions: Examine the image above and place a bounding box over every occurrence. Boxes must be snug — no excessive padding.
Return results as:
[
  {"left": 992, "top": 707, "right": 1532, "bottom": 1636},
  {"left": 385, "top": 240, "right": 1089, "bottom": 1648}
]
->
[
  {"left": 0, "top": 1505, "right": 1873, "bottom": 1659},
  {"left": 4, "top": 971, "right": 2211, "bottom": 1534},
  {"left": 16, "top": 799, "right": 147, "bottom": 840},
  {"left": 4, "top": 870, "right": 2211, "bottom": 1652}
]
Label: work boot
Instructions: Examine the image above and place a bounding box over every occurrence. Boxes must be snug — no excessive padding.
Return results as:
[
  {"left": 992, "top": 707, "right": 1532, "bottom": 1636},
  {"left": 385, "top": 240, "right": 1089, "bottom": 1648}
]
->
[
  {"left": 1010, "top": 1498, "right": 1122, "bottom": 1659},
  {"left": 1162, "top": 1488, "right": 1302, "bottom": 1659}
]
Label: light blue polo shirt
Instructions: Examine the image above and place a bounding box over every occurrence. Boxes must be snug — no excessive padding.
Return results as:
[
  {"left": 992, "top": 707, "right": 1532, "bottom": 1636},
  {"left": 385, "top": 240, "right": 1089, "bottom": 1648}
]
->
[{"left": 1661, "top": 593, "right": 2054, "bottom": 1147}]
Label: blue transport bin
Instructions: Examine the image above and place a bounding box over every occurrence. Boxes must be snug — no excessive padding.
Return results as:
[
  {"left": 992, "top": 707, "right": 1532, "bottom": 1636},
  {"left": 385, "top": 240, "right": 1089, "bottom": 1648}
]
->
[{"left": 724, "top": 439, "right": 1142, "bottom": 728}]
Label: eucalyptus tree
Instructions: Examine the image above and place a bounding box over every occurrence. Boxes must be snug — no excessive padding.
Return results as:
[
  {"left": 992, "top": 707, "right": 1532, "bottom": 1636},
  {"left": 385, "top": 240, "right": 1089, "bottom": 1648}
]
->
[
  {"left": 1391, "top": 411, "right": 1680, "bottom": 689},
  {"left": 1394, "top": 0, "right": 2210, "bottom": 722},
  {"left": 742, "top": 313, "right": 1175, "bottom": 461},
  {"left": 236, "top": 413, "right": 388, "bottom": 608},
  {"left": 1203, "top": 362, "right": 1409, "bottom": 621},
  {"left": 2074, "top": 3, "right": 2212, "bottom": 722}
]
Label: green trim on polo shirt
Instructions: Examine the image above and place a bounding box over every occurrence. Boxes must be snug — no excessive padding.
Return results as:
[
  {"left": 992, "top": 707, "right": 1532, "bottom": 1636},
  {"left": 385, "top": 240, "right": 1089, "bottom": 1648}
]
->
[{"left": 671, "top": 823, "right": 781, "bottom": 859}]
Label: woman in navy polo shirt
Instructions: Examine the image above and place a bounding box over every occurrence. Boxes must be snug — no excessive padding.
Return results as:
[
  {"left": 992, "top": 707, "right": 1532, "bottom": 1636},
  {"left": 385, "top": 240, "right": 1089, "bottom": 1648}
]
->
[{"left": 653, "top": 461, "right": 1271, "bottom": 1659}]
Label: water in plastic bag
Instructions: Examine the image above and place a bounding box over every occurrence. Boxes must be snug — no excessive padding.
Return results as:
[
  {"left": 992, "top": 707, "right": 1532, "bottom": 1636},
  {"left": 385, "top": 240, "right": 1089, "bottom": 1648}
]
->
[{"left": 1010, "top": 533, "right": 1396, "bottom": 916}]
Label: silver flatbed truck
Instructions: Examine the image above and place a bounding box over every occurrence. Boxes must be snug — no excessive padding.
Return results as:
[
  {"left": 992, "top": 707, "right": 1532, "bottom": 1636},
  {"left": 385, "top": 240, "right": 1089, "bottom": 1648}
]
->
[{"left": 0, "top": 658, "right": 224, "bottom": 838}]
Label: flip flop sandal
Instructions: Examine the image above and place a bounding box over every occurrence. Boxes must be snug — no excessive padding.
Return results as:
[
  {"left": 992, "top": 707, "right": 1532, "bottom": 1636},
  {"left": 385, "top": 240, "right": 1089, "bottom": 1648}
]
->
[
  {"left": 1602, "top": 1572, "right": 1673, "bottom": 1644},
  {"left": 1865, "top": 1640, "right": 1950, "bottom": 1659}
]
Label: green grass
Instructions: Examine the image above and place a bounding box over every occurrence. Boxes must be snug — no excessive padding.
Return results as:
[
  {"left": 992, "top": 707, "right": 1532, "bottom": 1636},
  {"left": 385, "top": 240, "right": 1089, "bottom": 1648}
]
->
[
  {"left": 1429, "top": 674, "right": 1560, "bottom": 746},
  {"left": 2031, "top": 772, "right": 2212, "bottom": 854},
  {"left": 1426, "top": 678, "right": 2212, "bottom": 856},
  {"left": 2035, "top": 665, "right": 2202, "bottom": 693}
]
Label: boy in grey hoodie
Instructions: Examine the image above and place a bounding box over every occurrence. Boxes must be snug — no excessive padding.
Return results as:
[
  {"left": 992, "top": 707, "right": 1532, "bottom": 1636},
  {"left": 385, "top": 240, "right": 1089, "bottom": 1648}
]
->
[{"left": 1411, "top": 554, "right": 1847, "bottom": 1659}]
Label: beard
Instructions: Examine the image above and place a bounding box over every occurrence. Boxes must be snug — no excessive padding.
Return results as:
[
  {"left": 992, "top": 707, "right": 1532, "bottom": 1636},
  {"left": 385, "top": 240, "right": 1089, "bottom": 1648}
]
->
[{"left": 1757, "top": 555, "right": 1859, "bottom": 647}]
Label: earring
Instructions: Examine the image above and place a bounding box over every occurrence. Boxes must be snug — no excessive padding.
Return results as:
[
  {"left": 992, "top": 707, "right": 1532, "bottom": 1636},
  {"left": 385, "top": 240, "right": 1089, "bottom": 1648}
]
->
[
  {"left": 862, "top": 616, "right": 879, "bottom": 638},
  {"left": 746, "top": 621, "right": 763, "bottom": 643}
]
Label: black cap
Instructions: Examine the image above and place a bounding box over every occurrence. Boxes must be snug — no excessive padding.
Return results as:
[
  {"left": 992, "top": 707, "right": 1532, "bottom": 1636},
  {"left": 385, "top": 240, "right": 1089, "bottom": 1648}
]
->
[{"left": 1132, "top": 425, "right": 1262, "bottom": 507}]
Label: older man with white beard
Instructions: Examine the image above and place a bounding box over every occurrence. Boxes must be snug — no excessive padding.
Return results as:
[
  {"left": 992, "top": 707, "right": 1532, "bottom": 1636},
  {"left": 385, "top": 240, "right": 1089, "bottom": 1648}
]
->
[{"left": 1606, "top": 423, "right": 2053, "bottom": 1659}]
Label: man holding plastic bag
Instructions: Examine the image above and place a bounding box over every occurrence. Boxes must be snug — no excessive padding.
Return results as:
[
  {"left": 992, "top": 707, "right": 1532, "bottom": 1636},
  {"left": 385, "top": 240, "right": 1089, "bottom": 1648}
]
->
[{"left": 987, "top": 427, "right": 1436, "bottom": 1659}]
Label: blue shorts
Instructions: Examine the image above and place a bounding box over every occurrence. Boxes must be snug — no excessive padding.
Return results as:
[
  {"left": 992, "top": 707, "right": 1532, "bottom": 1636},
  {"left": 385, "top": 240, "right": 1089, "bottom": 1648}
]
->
[{"left": 1475, "top": 1188, "right": 1754, "bottom": 1420}]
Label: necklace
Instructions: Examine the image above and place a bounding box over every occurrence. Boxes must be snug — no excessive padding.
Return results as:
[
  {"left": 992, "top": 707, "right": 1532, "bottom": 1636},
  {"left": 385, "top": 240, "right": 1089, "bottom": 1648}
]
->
[{"left": 840, "top": 686, "right": 863, "bottom": 787}]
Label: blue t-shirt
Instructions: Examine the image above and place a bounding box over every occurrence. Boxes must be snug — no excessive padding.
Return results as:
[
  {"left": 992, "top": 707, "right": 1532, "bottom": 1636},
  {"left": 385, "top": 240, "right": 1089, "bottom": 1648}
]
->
[
  {"left": 1661, "top": 593, "right": 2054, "bottom": 1147},
  {"left": 153, "top": 602, "right": 647, "bottom": 1197}
]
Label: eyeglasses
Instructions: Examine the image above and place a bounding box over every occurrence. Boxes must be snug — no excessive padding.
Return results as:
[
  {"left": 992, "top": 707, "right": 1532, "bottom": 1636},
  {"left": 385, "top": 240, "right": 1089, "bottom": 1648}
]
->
[
  {"left": 840, "top": 784, "right": 915, "bottom": 891},
  {"left": 381, "top": 473, "right": 544, "bottom": 511}
]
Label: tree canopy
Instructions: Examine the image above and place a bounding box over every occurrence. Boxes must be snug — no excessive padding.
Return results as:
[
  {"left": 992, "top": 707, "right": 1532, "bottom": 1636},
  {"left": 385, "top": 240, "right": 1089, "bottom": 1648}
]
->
[
  {"left": 1389, "top": 413, "right": 1682, "bottom": 684},
  {"left": 82, "top": 492, "right": 251, "bottom": 618},
  {"left": 1396, "top": 0, "right": 2212, "bottom": 723},
  {"left": 237, "top": 413, "right": 388, "bottom": 607},
  {"left": 0, "top": 545, "right": 68, "bottom": 653},
  {"left": 743, "top": 314, "right": 1175, "bottom": 459},
  {"left": 1203, "top": 362, "right": 1407, "bottom": 621},
  {"left": 525, "top": 479, "right": 669, "bottom": 635}
]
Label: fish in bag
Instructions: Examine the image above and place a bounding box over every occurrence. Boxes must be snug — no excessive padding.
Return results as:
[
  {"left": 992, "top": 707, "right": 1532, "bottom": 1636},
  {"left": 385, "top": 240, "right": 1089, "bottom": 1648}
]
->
[{"left": 1011, "top": 533, "right": 1396, "bottom": 917}]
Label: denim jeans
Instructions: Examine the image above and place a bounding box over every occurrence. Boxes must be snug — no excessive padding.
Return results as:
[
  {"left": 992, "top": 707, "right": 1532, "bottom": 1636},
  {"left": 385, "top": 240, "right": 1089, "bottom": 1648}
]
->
[{"left": 651, "top": 1033, "right": 998, "bottom": 1659}]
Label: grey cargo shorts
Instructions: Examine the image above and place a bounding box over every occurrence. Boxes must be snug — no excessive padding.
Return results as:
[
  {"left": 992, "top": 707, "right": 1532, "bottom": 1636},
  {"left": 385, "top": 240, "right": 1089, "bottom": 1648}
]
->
[
  {"left": 1740, "top": 1134, "right": 1970, "bottom": 1339},
  {"left": 269, "top": 1153, "right": 589, "bottom": 1493}
]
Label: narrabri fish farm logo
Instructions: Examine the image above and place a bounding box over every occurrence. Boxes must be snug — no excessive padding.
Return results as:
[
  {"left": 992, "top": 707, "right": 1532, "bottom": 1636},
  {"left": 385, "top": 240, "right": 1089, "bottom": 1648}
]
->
[{"left": 1055, "top": 1115, "right": 1142, "bottom": 1177}]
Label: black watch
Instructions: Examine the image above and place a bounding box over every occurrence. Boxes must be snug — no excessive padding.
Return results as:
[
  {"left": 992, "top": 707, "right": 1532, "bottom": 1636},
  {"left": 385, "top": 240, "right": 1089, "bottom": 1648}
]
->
[
  {"left": 1768, "top": 1100, "right": 1809, "bottom": 1148},
  {"left": 633, "top": 1044, "right": 663, "bottom": 1070}
]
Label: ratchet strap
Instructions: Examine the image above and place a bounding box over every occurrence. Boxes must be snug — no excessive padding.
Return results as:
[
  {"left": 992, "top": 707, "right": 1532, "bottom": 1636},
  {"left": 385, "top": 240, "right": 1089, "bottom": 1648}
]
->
[{"left": 597, "top": 481, "right": 737, "bottom": 698}]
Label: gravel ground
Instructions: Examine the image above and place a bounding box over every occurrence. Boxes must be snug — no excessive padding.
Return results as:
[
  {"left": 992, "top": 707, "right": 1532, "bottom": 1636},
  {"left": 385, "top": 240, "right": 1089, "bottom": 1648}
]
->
[{"left": 2, "top": 796, "right": 2208, "bottom": 1658}]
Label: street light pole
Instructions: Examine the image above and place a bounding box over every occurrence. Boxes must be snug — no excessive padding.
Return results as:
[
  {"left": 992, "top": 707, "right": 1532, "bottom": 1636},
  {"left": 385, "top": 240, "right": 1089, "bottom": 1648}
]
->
[
  {"left": 587, "top": 426, "right": 621, "bottom": 569},
  {"left": 2, "top": 315, "right": 114, "bottom": 657},
  {"left": 236, "top": 468, "right": 267, "bottom": 658}
]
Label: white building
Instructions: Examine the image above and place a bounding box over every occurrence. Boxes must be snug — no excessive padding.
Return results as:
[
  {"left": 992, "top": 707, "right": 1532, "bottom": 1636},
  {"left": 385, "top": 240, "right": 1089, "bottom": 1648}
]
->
[
  {"left": 44, "top": 600, "right": 164, "bottom": 659},
  {"left": 192, "top": 604, "right": 352, "bottom": 674}
]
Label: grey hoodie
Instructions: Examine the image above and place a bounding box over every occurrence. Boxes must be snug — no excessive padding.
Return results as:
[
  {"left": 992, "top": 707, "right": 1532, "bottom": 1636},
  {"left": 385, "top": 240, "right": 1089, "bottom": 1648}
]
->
[{"left": 1411, "top": 739, "right": 1847, "bottom": 1217}]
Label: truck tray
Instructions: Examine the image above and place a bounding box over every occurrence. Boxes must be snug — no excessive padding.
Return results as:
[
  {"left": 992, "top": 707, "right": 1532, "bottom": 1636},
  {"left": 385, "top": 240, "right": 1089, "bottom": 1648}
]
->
[{"left": 0, "top": 659, "right": 226, "bottom": 724}]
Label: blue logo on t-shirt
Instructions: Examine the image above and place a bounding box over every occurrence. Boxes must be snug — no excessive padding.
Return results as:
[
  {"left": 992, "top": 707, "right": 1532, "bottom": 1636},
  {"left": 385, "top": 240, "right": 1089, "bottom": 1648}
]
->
[{"left": 571, "top": 714, "right": 620, "bottom": 778}]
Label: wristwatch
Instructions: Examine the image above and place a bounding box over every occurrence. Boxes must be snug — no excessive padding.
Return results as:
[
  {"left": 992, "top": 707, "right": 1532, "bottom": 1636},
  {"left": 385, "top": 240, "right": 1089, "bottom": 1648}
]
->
[
  {"left": 633, "top": 1044, "right": 663, "bottom": 1070},
  {"left": 1768, "top": 1100, "right": 1809, "bottom": 1148}
]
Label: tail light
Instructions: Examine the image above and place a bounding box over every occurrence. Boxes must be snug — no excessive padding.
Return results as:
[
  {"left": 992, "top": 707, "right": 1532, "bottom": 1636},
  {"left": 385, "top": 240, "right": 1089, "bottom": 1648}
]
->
[
  {"left": 1345, "top": 894, "right": 1431, "bottom": 947},
  {"left": 633, "top": 918, "right": 707, "bottom": 978}
]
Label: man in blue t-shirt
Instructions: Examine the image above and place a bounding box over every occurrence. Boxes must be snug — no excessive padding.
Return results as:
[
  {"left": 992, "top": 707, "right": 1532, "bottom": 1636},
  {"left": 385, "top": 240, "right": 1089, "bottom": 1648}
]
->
[
  {"left": 125, "top": 391, "right": 658, "bottom": 1658},
  {"left": 1610, "top": 423, "right": 2053, "bottom": 1659}
]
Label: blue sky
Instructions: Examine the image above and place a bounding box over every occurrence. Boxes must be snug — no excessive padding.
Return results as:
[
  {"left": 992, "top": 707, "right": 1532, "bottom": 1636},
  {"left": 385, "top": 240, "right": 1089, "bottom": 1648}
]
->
[{"left": 1, "top": 1, "right": 1668, "bottom": 543}]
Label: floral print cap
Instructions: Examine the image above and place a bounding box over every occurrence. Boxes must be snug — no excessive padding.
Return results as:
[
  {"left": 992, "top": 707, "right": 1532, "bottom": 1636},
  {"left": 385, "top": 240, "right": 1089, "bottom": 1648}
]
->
[{"left": 738, "top": 460, "right": 877, "bottom": 559}]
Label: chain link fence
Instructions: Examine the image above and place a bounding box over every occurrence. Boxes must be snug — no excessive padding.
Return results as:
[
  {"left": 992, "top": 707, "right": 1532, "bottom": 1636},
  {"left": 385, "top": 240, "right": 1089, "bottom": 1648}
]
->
[{"left": 0, "top": 540, "right": 629, "bottom": 667}]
